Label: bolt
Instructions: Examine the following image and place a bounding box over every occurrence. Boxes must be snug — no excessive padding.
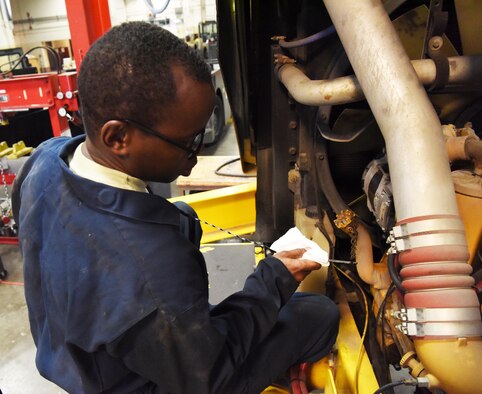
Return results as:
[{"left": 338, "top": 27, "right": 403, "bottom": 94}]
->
[
  {"left": 430, "top": 36, "right": 443, "bottom": 50},
  {"left": 288, "top": 169, "right": 300, "bottom": 184},
  {"left": 288, "top": 147, "right": 297, "bottom": 155},
  {"left": 289, "top": 121, "right": 297, "bottom": 129},
  {"left": 318, "top": 154, "right": 324, "bottom": 160}
]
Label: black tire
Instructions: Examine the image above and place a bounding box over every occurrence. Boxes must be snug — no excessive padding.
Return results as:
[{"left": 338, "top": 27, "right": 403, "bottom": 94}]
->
[
  {"left": 205, "top": 95, "right": 225, "bottom": 145},
  {"left": 0, "top": 256, "right": 7, "bottom": 280}
]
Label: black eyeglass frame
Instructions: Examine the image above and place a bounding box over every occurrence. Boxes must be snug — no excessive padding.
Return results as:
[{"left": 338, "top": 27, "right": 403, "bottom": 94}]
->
[{"left": 121, "top": 119, "right": 204, "bottom": 159}]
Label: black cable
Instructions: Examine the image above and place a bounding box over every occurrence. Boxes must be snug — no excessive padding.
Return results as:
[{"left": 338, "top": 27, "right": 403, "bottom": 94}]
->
[
  {"left": 1, "top": 46, "right": 62, "bottom": 76},
  {"left": 373, "top": 380, "right": 416, "bottom": 394},
  {"left": 214, "top": 157, "right": 255, "bottom": 178},
  {"left": 376, "top": 283, "right": 396, "bottom": 327},
  {"left": 387, "top": 253, "right": 405, "bottom": 294},
  {"left": 376, "top": 283, "right": 396, "bottom": 384}
]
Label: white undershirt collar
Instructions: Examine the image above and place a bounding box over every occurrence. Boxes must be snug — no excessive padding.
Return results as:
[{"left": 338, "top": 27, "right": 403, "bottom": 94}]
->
[{"left": 69, "top": 142, "right": 148, "bottom": 193}]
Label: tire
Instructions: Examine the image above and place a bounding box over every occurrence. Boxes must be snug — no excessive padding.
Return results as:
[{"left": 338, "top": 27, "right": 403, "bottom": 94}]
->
[
  {"left": 205, "top": 95, "right": 225, "bottom": 145},
  {"left": 0, "top": 256, "right": 7, "bottom": 280}
]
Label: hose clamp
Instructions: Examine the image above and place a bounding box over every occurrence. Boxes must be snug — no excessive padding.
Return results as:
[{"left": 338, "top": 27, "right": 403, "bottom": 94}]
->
[
  {"left": 395, "top": 307, "right": 481, "bottom": 322},
  {"left": 394, "top": 307, "right": 482, "bottom": 337},
  {"left": 397, "top": 321, "right": 482, "bottom": 337},
  {"left": 387, "top": 217, "right": 466, "bottom": 253}
]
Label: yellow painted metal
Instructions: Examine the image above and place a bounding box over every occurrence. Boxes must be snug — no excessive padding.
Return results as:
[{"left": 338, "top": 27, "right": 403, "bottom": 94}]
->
[
  {"left": 254, "top": 246, "right": 266, "bottom": 266},
  {"left": 308, "top": 355, "right": 331, "bottom": 390},
  {"left": 294, "top": 208, "right": 332, "bottom": 294},
  {"left": 332, "top": 279, "right": 379, "bottom": 394},
  {"left": 455, "top": 190, "right": 482, "bottom": 265},
  {"left": 414, "top": 337, "right": 482, "bottom": 394},
  {"left": 0, "top": 141, "right": 13, "bottom": 157},
  {"left": 261, "top": 359, "right": 338, "bottom": 394},
  {"left": 169, "top": 182, "right": 256, "bottom": 244},
  {"left": 455, "top": 0, "right": 482, "bottom": 55},
  {"left": 324, "top": 367, "right": 337, "bottom": 394},
  {"left": 6, "top": 141, "right": 34, "bottom": 159},
  {"left": 261, "top": 386, "right": 289, "bottom": 394}
]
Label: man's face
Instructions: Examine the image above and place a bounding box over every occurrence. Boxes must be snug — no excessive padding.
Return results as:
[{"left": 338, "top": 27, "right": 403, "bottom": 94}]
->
[{"left": 127, "top": 67, "right": 215, "bottom": 183}]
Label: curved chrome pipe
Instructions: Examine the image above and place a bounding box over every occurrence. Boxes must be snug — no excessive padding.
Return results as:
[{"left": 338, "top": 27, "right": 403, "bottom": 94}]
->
[{"left": 277, "top": 55, "right": 482, "bottom": 106}]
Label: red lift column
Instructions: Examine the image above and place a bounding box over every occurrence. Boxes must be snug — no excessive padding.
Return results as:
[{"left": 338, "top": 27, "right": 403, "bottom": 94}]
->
[{"left": 65, "top": 0, "right": 111, "bottom": 69}]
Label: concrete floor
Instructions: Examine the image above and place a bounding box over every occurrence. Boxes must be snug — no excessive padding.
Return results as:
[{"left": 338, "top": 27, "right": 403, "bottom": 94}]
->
[{"left": 0, "top": 245, "right": 66, "bottom": 394}]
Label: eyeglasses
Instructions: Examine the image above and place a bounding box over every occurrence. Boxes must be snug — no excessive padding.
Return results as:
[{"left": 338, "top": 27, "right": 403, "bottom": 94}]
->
[{"left": 121, "top": 119, "right": 204, "bottom": 159}]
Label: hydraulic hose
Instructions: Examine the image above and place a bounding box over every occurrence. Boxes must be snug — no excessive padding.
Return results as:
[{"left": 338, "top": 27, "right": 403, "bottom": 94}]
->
[
  {"left": 279, "top": 26, "right": 336, "bottom": 49},
  {"left": 387, "top": 253, "right": 405, "bottom": 294}
]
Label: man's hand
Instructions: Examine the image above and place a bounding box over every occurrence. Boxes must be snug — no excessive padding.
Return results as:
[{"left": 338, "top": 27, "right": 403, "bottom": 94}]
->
[{"left": 273, "top": 248, "right": 322, "bottom": 283}]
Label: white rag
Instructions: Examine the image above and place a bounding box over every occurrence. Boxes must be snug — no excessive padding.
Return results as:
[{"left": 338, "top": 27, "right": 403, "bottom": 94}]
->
[{"left": 270, "top": 227, "right": 329, "bottom": 266}]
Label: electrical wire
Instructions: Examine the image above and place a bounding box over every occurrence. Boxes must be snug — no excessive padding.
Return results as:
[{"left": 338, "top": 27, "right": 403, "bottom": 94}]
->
[
  {"left": 279, "top": 25, "right": 337, "bottom": 48},
  {"left": 387, "top": 253, "right": 405, "bottom": 294},
  {"left": 333, "top": 264, "right": 369, "bottom": 394},
  {"left": 373, "top": 379, "right": 417, "bottom": 394},
  {"left": 376, "top": 283, "right": 397, "bottom": 384},
  {"left": 348, "top": 194, "right": 367, "bottom": 207},
  {"left": 0, "top": 46, "right": 62, "bottom": 76},
  {"left": 214, "top": 157, "right": 255, "bottom": 178}
]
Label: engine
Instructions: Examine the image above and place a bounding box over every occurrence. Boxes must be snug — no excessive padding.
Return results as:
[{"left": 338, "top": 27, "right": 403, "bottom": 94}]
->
[{"left": 217, "top": 0, "right": 482, "bottom": 392}]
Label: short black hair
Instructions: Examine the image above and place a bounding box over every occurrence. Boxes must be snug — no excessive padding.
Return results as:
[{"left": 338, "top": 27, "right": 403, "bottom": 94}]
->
[{"left": 77, "top": 21, "right": 212, "bottom": 137}]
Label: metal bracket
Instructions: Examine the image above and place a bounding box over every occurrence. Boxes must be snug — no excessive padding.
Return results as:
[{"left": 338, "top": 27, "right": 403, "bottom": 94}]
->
[{"left": 422, "top": 0, "right": 450, "bottom": 90}]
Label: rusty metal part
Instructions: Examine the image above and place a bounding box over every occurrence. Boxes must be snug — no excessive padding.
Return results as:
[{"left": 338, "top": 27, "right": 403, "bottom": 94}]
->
[
  {"left": 334, "top": 209, "right": 356, "bottom": 234},
  {"left": 273, "top": 54, "right": 296, "bottom": 65}
]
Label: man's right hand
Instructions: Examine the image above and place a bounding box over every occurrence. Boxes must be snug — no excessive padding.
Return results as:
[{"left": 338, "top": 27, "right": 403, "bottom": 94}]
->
[{"left": 273, "top": 248, "right": 322, "bottom": 283}]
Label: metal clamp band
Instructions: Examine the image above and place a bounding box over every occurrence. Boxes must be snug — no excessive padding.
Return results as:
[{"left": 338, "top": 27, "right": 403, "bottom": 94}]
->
[
  {"left": 389, "top": 232, "right": 467, "bottom": 253},
  {"left": 397, "top": 320, "right": 482, "bottom": 337},
  {"left": 391, "top": 218, "right": 464, "bottom": 238},
  {"left": 394, "top": 307, "right": 481, "bottom": 323}
]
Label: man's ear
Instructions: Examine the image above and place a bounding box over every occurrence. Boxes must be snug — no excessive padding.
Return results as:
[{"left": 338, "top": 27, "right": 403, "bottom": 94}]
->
[{"left": 99, "top": 120, "right": 131, "bottom": 155}]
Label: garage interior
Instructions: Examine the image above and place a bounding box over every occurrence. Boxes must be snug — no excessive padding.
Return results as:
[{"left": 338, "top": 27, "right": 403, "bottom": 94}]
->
[{"left": 1, "top": 1, "right": 481, "bottom": 393}]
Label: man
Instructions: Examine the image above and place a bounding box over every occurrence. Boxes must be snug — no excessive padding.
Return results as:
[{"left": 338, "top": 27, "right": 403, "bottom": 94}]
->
[{"left": 12, "top": 22, "right": 339, "bottom": 393}]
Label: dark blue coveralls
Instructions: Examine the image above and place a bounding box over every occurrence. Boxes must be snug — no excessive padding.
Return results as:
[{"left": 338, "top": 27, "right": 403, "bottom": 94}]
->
[{"left": 12, "top": 136, "right": 339, "bottom": 394}]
